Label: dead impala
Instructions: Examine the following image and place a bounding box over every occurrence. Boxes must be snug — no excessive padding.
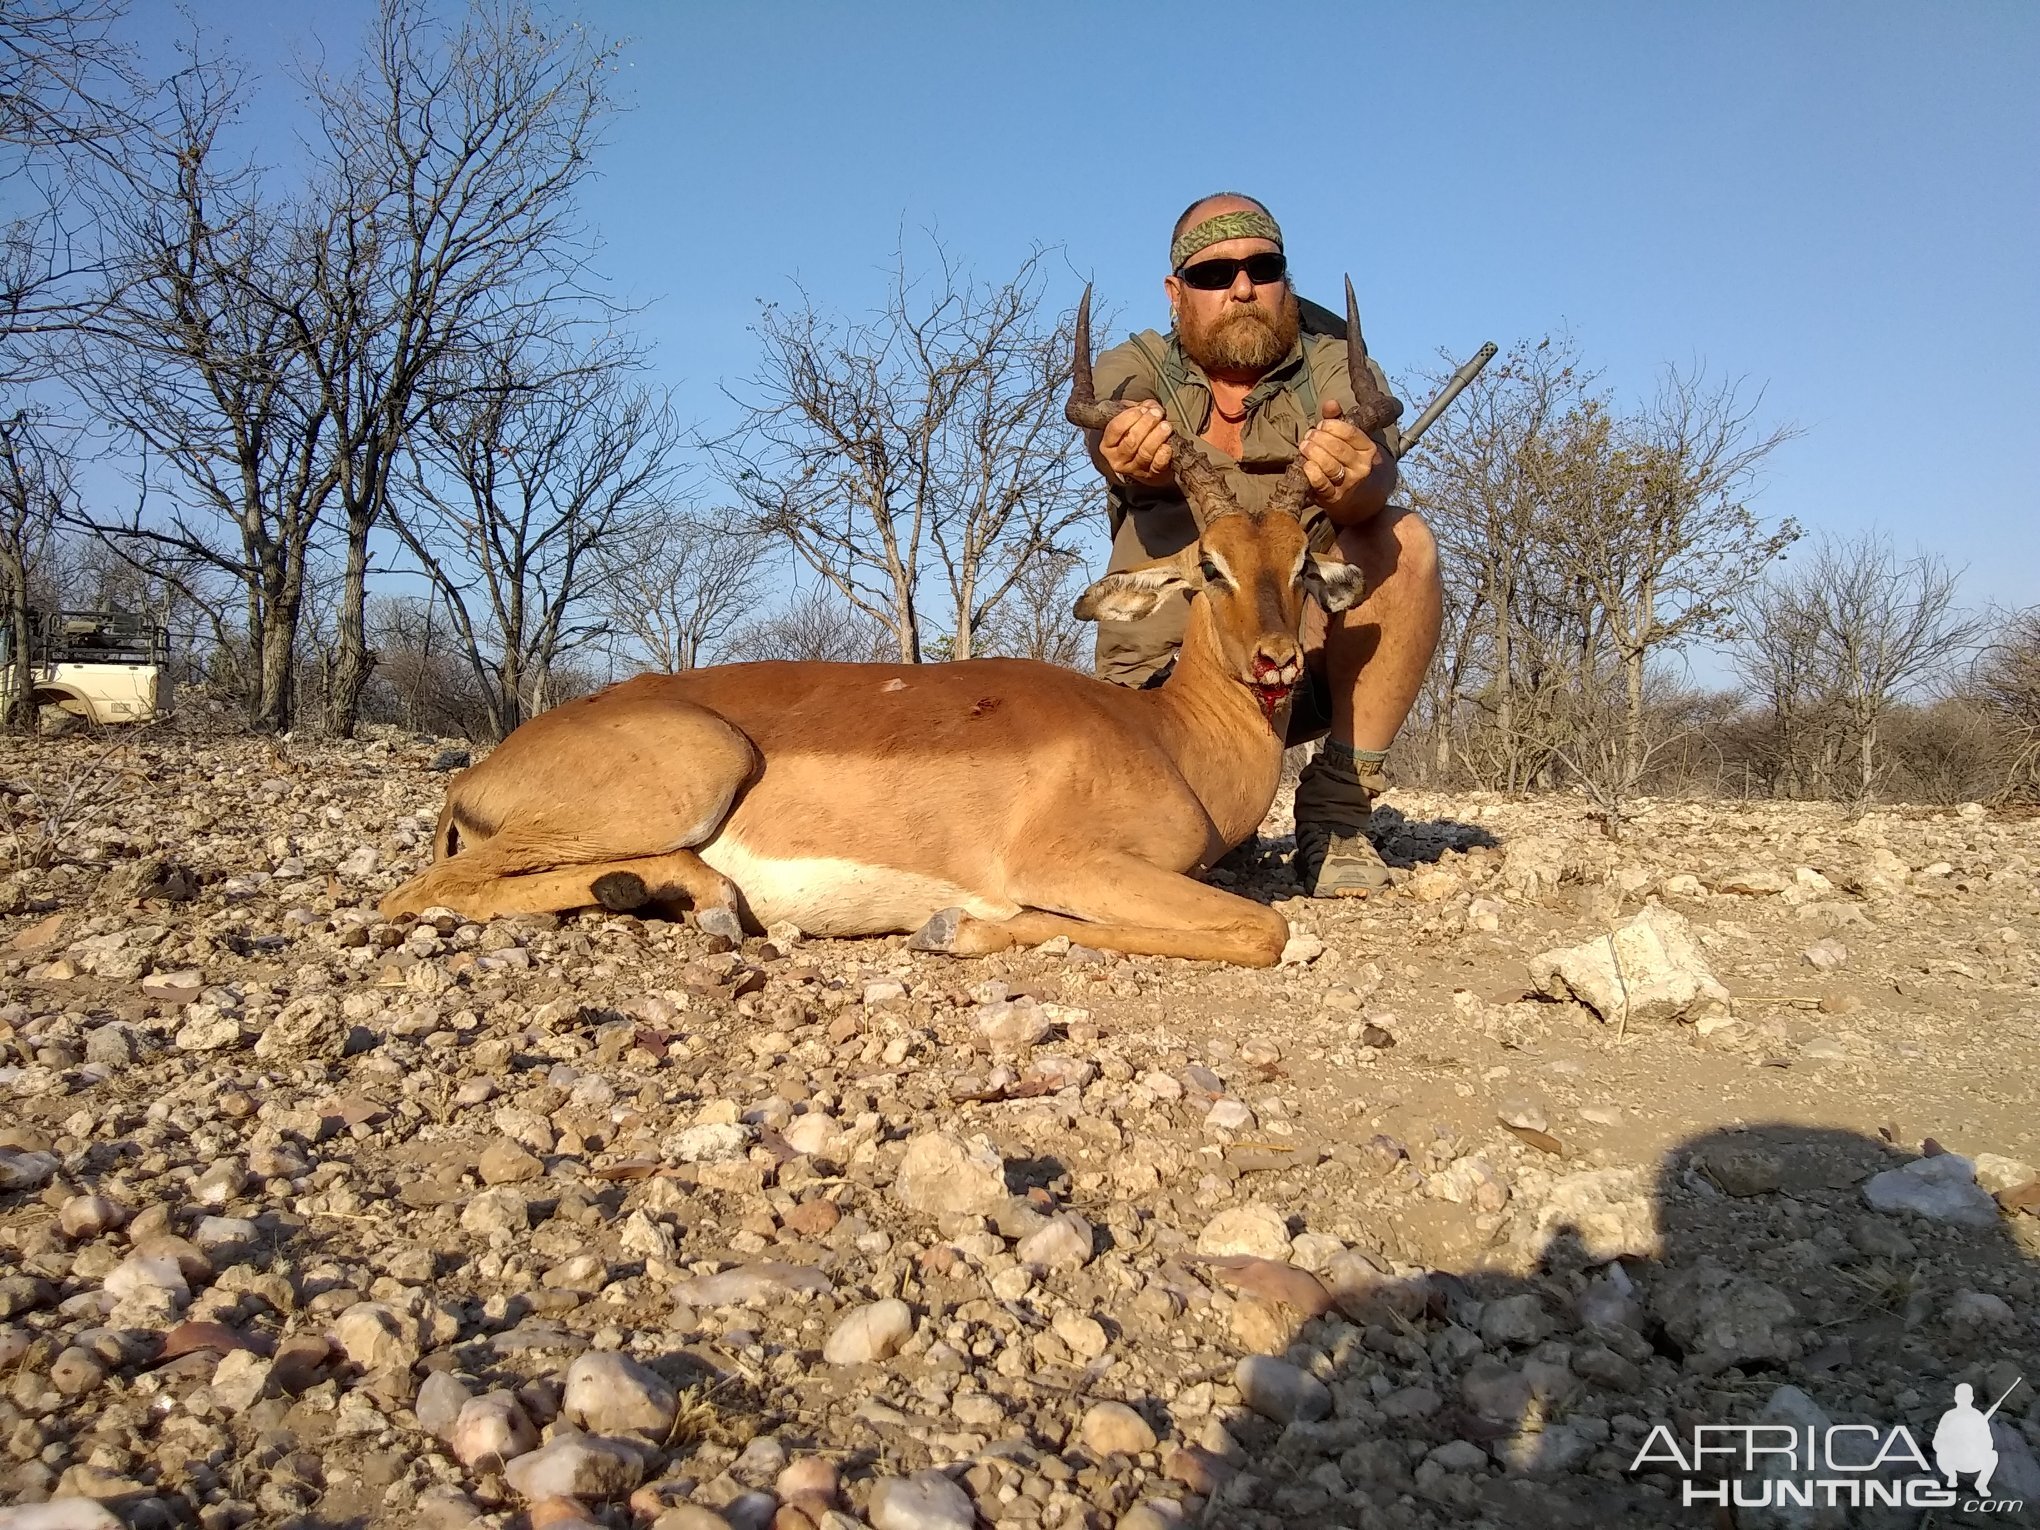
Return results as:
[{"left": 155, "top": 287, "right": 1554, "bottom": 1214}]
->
[{"left": 379, "top": 281, "right": 1402, "bottom": 966}]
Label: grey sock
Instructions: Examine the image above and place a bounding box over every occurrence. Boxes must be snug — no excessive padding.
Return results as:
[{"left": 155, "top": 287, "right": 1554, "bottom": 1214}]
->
[{"left": 1321, "top": 739, "right": 1390, "bottom": 772}]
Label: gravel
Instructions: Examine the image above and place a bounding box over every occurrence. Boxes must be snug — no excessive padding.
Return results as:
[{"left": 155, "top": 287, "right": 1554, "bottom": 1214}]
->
[{"left": 0, "top": 733, "right": 2035, "bottom": 1527}]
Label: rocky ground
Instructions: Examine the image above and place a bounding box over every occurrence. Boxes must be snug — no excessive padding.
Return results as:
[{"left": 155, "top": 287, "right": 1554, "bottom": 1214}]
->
[{"left": 0, "top": 728, "right": 2037, "bottom": 1530}]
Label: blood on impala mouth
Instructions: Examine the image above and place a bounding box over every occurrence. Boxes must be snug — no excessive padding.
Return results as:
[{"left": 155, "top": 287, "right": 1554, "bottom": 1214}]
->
[{"left": 1251, "top": 679, "right": 1295, "bottom": 722}]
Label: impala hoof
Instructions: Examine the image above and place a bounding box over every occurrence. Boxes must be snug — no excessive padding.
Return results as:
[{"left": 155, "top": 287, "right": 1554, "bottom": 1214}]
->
[
  {"left": 695, "top": 904, "right": 745, "bottom": 943},
  {"left": 909, "top": 907, "right": 967, "bottom": 952},
  {"left": 592, "top": 871, "right": 650, "bottom": 911}
]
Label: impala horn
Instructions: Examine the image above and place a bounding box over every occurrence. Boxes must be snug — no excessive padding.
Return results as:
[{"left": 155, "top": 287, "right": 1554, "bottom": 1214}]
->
[
  {"left": 1064, "top": 284, "right": 1120, "bottom": 433},
  {"left": 1344, "top": 275, "right": 1405, "bottom": 436},
  {"left": 1265, "top": 276, "right": 1406, "bottom": 526},
  {"left": 1067, "top": 284, "right": 1242, "bottom": 527}
]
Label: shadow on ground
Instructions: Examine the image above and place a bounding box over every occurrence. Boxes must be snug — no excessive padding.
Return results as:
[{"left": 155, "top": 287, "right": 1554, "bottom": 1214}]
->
[
  {"left": 1195, "top": 1124, "right": 2040, "bottom": 1528},
  {"left": 1211, "top": 810, "right": 1500, "bottom": 891}
]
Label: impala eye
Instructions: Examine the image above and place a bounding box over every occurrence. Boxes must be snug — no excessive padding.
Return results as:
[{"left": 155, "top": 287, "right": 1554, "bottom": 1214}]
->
[{"left": 1198, "top": 556, "right": 1227, "bottom": 585}]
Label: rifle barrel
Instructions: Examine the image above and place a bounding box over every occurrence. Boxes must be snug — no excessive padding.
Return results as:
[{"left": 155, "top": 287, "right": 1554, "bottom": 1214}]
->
[
  {"left": 1982, "top": 1377, "right": 2024, "bottom": 1420},
  {"left": 1393, "top": 341, "right": 1498, "bottom": 460}
]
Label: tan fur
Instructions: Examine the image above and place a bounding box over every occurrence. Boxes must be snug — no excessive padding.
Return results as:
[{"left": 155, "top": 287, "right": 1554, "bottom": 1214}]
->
[{"left": 380, "top": 511, "right": 1357, "bottom": 968}]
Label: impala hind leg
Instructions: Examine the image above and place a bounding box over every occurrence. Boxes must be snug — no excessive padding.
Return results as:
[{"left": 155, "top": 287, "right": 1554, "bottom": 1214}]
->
[
  {"left": 912, "top": 853, "right": 1291, "bottom": 968},
  {"left": 377, "top": 695, "right": 759, "bottom": 923},
  {"left": 382, "top": 844, "right": 745, "bottom": 927},
  {"left": 588, "top": 857, "right": 746, "bottom": 940}
]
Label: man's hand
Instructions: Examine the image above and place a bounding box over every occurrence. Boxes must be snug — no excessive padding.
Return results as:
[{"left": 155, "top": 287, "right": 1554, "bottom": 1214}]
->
[
  {"left": 1300, "top": 398, "right": 1393, "bottom": 522},
  {"left": 1098, "top": 400, "right": 1175, "bottom": 488}
]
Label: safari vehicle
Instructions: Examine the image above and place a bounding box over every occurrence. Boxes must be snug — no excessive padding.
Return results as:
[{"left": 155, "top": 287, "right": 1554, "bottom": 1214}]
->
[{"left": 0, "top": 608, "right": 173, "bottom": 726}]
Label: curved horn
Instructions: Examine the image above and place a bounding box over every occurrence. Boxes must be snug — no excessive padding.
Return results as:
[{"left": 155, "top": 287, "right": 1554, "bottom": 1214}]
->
[
  {"left": 1344, "top": 275, "right": 1404, "bottom": 435},
  {"left": 1066, "top": 285, "right": 1128, "bottom": 431},
  {"left": 1067, "top": 283, "right": 1244, "bottom": 526}
]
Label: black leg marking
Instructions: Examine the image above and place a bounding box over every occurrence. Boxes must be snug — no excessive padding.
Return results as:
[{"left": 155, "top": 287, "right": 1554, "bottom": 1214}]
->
[{"left": 592, "top": 871, "right": 650, "bottom": 911}]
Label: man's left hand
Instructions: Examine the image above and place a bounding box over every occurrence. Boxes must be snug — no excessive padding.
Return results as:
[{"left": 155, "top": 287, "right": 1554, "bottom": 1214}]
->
[{"left": 1300, "top": 398, "right": 1387, "bottom": 518}]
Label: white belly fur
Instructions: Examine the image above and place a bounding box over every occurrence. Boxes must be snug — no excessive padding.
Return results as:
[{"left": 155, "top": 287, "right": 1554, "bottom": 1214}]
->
[{"left": 699, "top": 837, "right": 1020, "bottom": 936}]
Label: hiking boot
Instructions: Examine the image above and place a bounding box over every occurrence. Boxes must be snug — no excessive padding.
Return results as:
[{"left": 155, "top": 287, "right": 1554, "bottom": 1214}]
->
[{"left": 1293, "top": 750, "right": 1392, "bottom": 897}]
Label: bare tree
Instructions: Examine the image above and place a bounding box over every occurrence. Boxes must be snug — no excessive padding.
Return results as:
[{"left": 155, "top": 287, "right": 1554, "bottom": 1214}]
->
[
  {"left": 1813, "top": 535, "right": 1985, "bottom": 801},
  {"left": 78, "top": 60, "right": 339, "bottom": 730},
  {"left": 1401, "top": 335, "right": 1596, "bottom": 789},
  {"left": 723, "top": 585, "right": 890, "bottom": 664},
  {"left": 0, "top": 0, "right": 147, "bottom": 380},
  {"left": 0, "top": 0, "right": 141, "bottom": 160},
  {"left": 78, "top": 5, "right": 619, "bottom": 735},
  {"left": 720, "top": 242, "right": 1091, "bottom": 663},
  {"left": 975, "top": 545, "right": 1090, "bottom": 667},
  {"left": 1968, "top": 607, "right": 2040, "bottom": 801},
  {"left": 1732, "top": 566, "right": 1833, "bottom": 797},
  {"left": 1533, "top": 367, "right": 1798, "bottom": 792},
  {"left": 296, "top": 0, "right": 620, "bottom": 736},
  {"left": 0, "top": 409, "right": 74, "bottom": 726},
  {"left": 387, "top": 341, "right": 681, "bottom": 741},
  {"left": 362, "top": 591, "right": 489, "bottom": 739},
  {"left": 593, "top": 506, "right": 766, "bottom": 673},
  {"left": 0, "top": 2, "right": 151, "bottom": 712},
  {"left": 1735, "top": 533, "right": 1985, "bottom": 801}
]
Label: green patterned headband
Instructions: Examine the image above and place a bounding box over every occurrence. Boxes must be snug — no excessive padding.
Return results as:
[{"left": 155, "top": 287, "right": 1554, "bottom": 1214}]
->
[{"left": 1171, "top": 209, "right": 1284, "bottom": 271}]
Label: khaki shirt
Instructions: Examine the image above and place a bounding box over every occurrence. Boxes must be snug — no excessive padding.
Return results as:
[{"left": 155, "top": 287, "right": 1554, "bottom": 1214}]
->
[{"left": 1085, "top": 306, "right": 1402, "bottom": 687}]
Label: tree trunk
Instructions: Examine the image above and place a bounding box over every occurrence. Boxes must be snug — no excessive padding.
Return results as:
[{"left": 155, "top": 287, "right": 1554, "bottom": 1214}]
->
[
  {"left": 4, "top": 554, "right": 34, "bottom": 733},
  {"left": 254, "top": 600, "right": 297, "bottom": 733},
  {"left": 896, "top": 597, "right": 921, "bottom": 664},
  {"left": 953, "top": 567, "right": 976, "bottom": 661},
  {"left": 485, "top": 641, "right": 520, "bottom": 744},
  {"left": 1493, "top": 593, "right": 1515, "bottom": 792},
  {"left": 1623, "top": 644, "right": 1646, "bottom": 792},
  {"left": 323, "top": 512, "right": 374, "bottom": 737}
]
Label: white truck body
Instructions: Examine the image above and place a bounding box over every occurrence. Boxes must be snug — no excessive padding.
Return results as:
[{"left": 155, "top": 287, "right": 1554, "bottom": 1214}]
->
[
  {"left": 0, "top": 610, "right": 173, "bottom": 726},
  {"left": 10, "top": 659, "right": 172, "bottom": 724}
]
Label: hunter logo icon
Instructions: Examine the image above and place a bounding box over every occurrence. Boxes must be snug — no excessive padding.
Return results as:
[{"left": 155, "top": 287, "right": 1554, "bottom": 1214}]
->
[{"left": 1934, "top": 1379, "right": 2023, "bottom": 1497}]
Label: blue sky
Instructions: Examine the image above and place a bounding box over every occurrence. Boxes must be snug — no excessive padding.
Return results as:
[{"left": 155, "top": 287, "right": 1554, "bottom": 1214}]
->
[{"left": 122, "top": 1, "right": 2038, "bottom": 621}]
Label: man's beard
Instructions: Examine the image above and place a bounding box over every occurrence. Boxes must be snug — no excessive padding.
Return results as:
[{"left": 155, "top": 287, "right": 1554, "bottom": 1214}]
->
[{"left": 1178, "top": 289, "right": 1300, "bottom": 376}]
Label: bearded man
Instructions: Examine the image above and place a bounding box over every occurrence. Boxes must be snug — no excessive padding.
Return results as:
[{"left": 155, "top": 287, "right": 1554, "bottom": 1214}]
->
[{"left": 1082, "top": 192, "right": 1444, "bottom": 895}]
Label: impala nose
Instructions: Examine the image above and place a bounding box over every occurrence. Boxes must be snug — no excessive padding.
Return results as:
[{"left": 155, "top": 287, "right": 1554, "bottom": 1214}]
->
[{"left": 1251, "top": 642, "right": 1302, "bottom": 688}]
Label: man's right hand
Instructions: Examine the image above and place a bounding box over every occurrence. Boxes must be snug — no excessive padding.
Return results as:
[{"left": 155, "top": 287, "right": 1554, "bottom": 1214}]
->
[{"left": 1099, "top": 400, "right": 1175, "bottom": 487}]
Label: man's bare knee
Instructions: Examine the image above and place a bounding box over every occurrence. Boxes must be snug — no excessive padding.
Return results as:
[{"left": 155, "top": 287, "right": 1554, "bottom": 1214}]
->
[
  {"left": 1393, "top": 510, "right": 1440, "bottom": 588},
  {"left": 1336, "top": 507, "right": 1438, "bottom": 591}
]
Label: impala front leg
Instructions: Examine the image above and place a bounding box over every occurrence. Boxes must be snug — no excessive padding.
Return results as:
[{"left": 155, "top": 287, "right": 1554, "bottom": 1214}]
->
[
  {"left": 908, "top": 906, "right": 1022, "bottom": 957},
  {"left": 911, "top": 852, "right": 1291, "bottom": 968}
]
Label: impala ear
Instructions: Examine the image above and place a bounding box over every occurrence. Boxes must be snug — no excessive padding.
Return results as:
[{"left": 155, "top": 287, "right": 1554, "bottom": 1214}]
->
[
  {"left": 1073, "top": 546, "right": 1204, "bottom": 624},
  {"left": 1304, "top": 552, "right": 1367, "bottom": 614}
]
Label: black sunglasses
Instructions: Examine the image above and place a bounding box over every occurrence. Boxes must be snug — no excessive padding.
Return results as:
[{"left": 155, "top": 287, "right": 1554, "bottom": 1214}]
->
[{"left": 1176, "top": 252, "right": 1288, "bottom": 290}]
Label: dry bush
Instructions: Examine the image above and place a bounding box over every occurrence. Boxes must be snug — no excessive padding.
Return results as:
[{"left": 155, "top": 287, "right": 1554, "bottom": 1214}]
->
[
  {"left": 723, "top": 587, "right": 892, "bottom": 664},
  {"left": 1968, "top": 607, "right": 2040, "bottom": 802},
  {"left": 1876, "top": 699, "right": 2009, "bottom": 806},
  {"left": 0, "top": 742, "right": 135, "bottom": 870}
]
